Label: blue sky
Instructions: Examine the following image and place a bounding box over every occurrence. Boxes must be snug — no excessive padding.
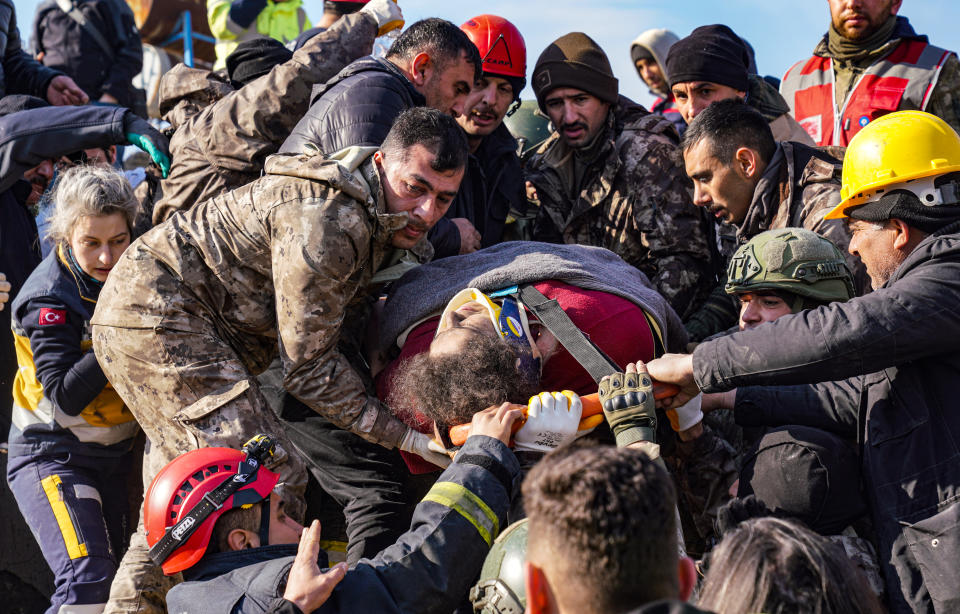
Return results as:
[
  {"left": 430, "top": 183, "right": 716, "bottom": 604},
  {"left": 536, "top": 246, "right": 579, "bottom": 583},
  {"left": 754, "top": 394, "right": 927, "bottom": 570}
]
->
[{"left": 14, "top": 0, "right": 960, "bottom": 107}]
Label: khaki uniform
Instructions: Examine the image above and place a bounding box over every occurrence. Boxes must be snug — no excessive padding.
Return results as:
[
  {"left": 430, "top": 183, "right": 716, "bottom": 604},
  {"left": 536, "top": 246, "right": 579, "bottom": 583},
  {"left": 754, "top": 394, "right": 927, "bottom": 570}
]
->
[
  {"left": 152, "top": 11, "right": 377, "bottom": 225},
  {"left": 93, "top": 152, "right": 425, "bottom": 613},
  {"left": 746, "top": 74, "right": 816, "bottom": 145},
  {"left": 526, "top": 98, "right": 715, "bottom": 319}
]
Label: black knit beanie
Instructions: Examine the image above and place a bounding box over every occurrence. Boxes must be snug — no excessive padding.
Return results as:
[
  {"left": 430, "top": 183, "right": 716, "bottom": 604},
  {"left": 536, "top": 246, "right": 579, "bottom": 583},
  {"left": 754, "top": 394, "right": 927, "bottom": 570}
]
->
[
  {"left": 666, "top": 24, "right": 750, "bottom": 91},
  {"left": 532, "top": 32, "right": 618, "bottom": 112},
  {"left": 225, "top": 38, "right": 294, "bottom": 89}
]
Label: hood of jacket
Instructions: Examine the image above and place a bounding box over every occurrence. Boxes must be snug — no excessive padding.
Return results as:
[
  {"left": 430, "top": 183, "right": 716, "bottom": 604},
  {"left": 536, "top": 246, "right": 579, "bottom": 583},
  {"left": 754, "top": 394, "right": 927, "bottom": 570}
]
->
[
  {"left": 630, "top": 29, "right": 679, "bottom": 98},
  {"left": 745, "top": 74, "right": 791, "bottom": 122},
  {"left": 738, "top": 141, "right": 842, "bottom": 241},
  {"left": 264, "top": 147, "right": 433, "bottom": 263},
  {"left": 159, "top": 64, "right": 234, "bottom": 129},
  {"left": 308, "top": 55, "right": 424, "bottom": 108},
  {"left": 889, "top": 219, "right": 960, "bottom": 287}
]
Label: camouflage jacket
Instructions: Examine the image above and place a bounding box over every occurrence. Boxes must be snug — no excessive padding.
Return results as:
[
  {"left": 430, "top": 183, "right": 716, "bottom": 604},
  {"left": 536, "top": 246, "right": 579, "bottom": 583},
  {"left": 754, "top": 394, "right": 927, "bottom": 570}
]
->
[
  {"left": 737, "top": 140, "right": 870, "bottom": 295},
  {"left": 151, "top": 11, "right": 376, "bottom": 225},
  {"left": 92, "top": 151, "right": 430, "bottom": 447},
  {"left": 526, "top": 98, "right": 715, "bottom": 319}
]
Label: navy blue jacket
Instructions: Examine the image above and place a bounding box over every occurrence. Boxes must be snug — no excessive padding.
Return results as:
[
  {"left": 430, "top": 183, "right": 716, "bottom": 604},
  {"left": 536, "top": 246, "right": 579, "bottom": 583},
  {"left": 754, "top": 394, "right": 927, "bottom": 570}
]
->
[
  {"left": 0, "top": 0, "right": 62, "bottom": 98},
  {"left": 695, "top": 221, "right": 960, "bottom": 614},
  {"left": 0, "top": 104, "right": 129, "bottom": 437},
  {"left": 428, "top": 123, "right": 524, "bottom": 259},
  {"left": 279, "top": 55, "right": 424, "bottom": 156},
  {"left": 8, "top": 248, "right": 135, "bottom": 458},
  {"left": 165, "top": 435, "right": 520, "bottom": 614}
]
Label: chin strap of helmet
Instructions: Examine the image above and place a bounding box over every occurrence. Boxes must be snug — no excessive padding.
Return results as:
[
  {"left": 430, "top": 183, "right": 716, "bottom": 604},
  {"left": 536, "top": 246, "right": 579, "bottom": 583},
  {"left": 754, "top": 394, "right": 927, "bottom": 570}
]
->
[{"left": 148, "top": 435, "right": 275, "bottom": 566}]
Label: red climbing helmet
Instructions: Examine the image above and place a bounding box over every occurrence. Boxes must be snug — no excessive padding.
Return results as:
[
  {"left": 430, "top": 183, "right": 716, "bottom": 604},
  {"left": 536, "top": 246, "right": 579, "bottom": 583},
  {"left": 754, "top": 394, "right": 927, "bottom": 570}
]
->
[
  {"left": 461, "top": 15, "right": 527, "bottom": 84},
  {"left": 143, "top": 435, "right": 279, "bottom": 575}
]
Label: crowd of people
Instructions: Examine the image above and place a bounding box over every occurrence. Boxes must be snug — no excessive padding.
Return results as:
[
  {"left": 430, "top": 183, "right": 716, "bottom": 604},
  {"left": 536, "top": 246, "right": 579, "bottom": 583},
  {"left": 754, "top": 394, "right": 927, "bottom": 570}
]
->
[{"left": 0, "top": 0, "right": 957, "bottom": 613}]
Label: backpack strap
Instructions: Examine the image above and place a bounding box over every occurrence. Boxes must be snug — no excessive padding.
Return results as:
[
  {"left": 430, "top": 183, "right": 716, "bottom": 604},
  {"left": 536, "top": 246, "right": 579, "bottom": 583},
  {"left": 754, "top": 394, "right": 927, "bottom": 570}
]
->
[
  {"left": 54, "top": 0, "right": 114, "bottom": 59},
  {"left": 516, "top": 284, "right": 620, "bottom": 383}
]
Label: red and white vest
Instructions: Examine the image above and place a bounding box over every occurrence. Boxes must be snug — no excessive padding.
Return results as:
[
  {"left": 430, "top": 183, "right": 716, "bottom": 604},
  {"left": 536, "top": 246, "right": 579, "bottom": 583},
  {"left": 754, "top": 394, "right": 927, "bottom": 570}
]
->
[{"left": 780, "top": 39, "right": 954, "bottom": 146}]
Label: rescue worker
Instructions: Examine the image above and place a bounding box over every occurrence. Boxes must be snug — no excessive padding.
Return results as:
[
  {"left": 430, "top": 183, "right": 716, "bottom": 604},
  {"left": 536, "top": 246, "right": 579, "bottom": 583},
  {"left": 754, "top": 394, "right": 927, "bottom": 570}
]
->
[
  {"left": 525, "top": 32, "right": 715, "bottom": 320},
  {"left": 427, "top": 15, "right": 527, "bottom": 258},
  {"left": 680, "top": 99, "right": 869, "bottom": 341},
  {"left": 91, "top": 108, "right": 468, "bottom": 614},
  {"left": 0, "top": 0, "right": 87, "bottom": 103},
  {"left": 6, "top": 165, "right": 140, "bottom": 614},
  {"left": 31, "top": 0, "right": 144, "bottom": 111},
  {"left": 630, "top": 28, "right": 686, "bottom": 137},
  {"left": 666, "top": 24, "right": 815, "bottom": 145},
  {"left": 280, "top": 18, "right": 480, "bottom": 156},
  {"left": 519, "top": 445, "right": 706, "bottom": 614},
  {"left": 156, "top": 408, "right": 522, "bottom": 614},
  {"left": 0, "top": 99, "right": 169, "bottom": 444},
  {"left": 781, "top": 0, "right": 960, "bottom": 146},
  {"left": 669, "top": 230, "right": 880, "bottom": 594},
  {"left": 647, "top": 110, "right": 960, "bottom": 614},
  {"left": 152, "top": 0, "right": 402, "bottom": 224},
  {"left": 207, "top": 0, "right": 311, "bottom": 70}
]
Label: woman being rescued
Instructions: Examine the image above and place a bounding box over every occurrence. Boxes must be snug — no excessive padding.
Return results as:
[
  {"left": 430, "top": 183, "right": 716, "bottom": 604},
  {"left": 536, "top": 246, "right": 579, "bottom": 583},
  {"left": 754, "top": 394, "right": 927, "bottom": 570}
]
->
[{"left": 6, "top": 165, "right": 140, "bottom": 614}]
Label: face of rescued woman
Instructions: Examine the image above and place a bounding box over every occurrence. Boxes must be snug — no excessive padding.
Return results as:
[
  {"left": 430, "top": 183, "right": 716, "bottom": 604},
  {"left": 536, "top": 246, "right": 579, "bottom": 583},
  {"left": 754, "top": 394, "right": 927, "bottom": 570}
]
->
[{"left": 70, "top": 212, "right": 131, "bottom": 283}]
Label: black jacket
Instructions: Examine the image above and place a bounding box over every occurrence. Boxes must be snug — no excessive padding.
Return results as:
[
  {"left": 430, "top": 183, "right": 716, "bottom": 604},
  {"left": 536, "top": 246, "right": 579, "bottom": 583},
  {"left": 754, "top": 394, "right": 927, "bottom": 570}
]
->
[
  {"left": 0, "top": 0, "right": 62, "bottom": 98},
  {"left": 428, "top": 123, "right": 523, "bottom": 258},
  {"left": 165, "top": 435, "right": 520, "bottom": 614},
  {"left": 693, "top": 221, "right": 960, "bottom": 614},
  {"left": 279, "top": 55, "right": 424, "bottom": 156},
  {"left": 32, "top": 0, "right": 143, "bottom": 107}
]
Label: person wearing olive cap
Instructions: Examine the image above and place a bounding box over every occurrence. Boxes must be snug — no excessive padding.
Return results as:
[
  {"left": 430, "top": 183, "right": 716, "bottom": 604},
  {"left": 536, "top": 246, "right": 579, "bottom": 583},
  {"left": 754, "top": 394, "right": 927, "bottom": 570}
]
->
[
  {"left": 647, "top": 110, "right": 960, "bottom": 614},
  {"left": 666, "top": 24, "right": 813, "bottom": 145},
  {"left": 525, "top": 31, "right": 715, "bottom": 320}
]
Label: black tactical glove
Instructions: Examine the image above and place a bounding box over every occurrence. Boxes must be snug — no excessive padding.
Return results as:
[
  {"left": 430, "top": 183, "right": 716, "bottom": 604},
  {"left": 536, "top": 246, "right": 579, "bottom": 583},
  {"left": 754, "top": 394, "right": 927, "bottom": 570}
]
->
[{"left": 598, "top": 370, "right": 657, "bottom": 447}]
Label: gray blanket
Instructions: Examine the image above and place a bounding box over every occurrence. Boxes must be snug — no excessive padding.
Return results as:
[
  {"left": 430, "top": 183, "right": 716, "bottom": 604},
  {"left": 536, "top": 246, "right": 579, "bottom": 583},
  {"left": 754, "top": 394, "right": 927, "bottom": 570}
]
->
[{"left": 380, "top": 241, "right": 688, "bottom": 353}]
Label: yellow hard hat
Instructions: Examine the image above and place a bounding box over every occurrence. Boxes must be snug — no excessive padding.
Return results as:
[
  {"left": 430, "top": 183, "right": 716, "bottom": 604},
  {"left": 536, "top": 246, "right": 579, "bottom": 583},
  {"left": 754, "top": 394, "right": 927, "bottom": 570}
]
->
[{"left": 825, "top": 111, "right": 960, "bottom": 220}]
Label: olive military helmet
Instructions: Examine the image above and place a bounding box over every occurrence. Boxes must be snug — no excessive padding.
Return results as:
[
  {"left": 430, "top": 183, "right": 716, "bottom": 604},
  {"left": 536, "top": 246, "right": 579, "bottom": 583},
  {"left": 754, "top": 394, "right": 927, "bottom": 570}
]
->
[
  {"left": 470, "top": 519, "right": 528, "bottom": 614},
  {"left": 503, "top": 100, "right": 552, "bottom": 157},
  {"left": 725, "top": 228, "right": 855, "bottom": 307}
]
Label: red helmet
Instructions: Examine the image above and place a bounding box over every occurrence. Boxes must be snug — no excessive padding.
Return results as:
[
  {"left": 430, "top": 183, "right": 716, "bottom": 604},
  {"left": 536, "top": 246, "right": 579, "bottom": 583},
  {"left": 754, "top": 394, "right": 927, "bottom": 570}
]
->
[
  {"left": 144, "top": 442, "right": 279, "bottom": 575},
  {"left": 461, "top": 15, "right": 527, "bottom": 83}
]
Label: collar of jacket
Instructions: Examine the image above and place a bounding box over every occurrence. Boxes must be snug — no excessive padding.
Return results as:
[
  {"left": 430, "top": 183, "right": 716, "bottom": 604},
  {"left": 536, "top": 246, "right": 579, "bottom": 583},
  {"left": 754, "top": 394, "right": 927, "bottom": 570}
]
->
[
  {"left": 265, "top": 148, "right": 432, "bottom": 263},
  {"left": 181, "top": 543, "right": 302, "bottom": 582},
  {"left": 812, "top": 15, "right": 927, "bottom": 62},
  {"left": 476, "top": 122, "right": 520, "bottom": 162},
  {"left": 57, "top": 243, "right": 102, "bottom": 303},
  {"left": 738, "top": 141, "right": 841, "bottom": 242},
  {"left": 887, "top": 219, "right": 960, "bottom": 287}
]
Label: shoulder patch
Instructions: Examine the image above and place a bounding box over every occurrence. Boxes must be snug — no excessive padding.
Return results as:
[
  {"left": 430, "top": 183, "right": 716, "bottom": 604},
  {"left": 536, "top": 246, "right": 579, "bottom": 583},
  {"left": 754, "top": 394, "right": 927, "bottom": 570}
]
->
[{"left": 39, "top": 308, "right": 67, "bottom": 326}]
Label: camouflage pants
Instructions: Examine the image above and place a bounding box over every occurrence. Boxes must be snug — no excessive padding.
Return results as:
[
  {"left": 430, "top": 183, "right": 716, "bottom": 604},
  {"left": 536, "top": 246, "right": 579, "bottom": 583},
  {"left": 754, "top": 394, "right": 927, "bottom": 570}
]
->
[{"left": 92, "top": 323, "right": 307, "bottom": 614}]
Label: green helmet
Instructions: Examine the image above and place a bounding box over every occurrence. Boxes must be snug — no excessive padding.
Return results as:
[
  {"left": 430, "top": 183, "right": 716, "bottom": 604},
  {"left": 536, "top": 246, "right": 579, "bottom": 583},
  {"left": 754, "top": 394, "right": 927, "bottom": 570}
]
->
[
  {"left": 503, "top": 101, "right": 552, "bottom": 158},
  {"left": 469, "top": 519, "right": 528, "bottom": 614},
  {"left": 725, "top": 228, "right": 855, "bottom": 305}
]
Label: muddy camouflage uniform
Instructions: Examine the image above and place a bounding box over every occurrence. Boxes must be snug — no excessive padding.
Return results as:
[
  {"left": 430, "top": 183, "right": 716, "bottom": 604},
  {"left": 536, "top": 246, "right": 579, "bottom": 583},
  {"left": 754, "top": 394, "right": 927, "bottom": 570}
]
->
[
  {"left": 91, "top": 151, "right": 426, "bottom": 614},
  {"left": 526, "top": 97, "right": 715, "bottom": 319},
  {"left": 151, "top": 11, "right": 376, "bottom": 225}
]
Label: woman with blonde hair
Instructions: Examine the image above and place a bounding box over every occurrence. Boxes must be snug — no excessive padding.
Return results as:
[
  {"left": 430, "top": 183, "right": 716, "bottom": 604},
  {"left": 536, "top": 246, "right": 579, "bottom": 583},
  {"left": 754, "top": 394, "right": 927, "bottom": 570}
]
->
[{"left": 6, "top": 165, "right": 141, "bottom": 614}]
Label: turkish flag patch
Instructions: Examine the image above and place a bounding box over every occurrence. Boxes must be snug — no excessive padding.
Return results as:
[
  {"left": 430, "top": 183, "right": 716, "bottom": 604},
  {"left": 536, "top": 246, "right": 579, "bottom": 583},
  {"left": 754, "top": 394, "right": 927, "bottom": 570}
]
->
[{"left": 39, "top": 308, "right": 67, "bottom": 326}]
